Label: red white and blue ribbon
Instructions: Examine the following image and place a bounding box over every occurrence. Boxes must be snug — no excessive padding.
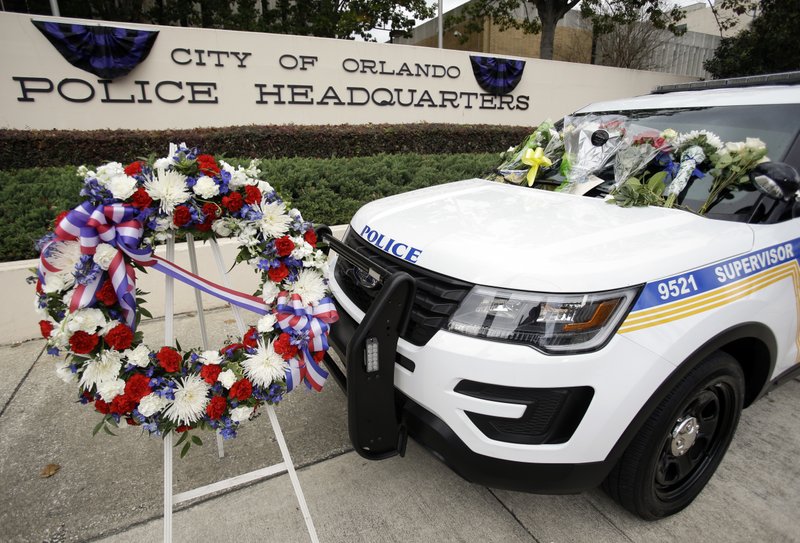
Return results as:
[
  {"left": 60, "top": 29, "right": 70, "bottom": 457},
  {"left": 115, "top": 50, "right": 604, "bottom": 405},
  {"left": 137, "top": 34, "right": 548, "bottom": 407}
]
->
[
  {"left": 275, "top": 292, "right": 338, "bottom": 392},
  {"left": 39, "top": 202, "right": 317, "bottom": 326}
]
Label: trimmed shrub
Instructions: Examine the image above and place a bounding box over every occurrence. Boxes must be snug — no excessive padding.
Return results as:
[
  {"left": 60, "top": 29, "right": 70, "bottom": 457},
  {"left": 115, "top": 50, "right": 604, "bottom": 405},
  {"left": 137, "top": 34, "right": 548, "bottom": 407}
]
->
[
  {"left": 0, "top": 124, "right": 530, "bottom": 169},
  {"left": 0, "top": 152, "right": 500, "bottom": 262}
]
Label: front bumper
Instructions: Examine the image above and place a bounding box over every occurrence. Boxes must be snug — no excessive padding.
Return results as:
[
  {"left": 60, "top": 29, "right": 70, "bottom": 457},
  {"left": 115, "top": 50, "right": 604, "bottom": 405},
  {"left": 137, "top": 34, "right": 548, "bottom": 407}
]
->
[{"left": 326, "top": 246, "right": 677, "bottom": 492}]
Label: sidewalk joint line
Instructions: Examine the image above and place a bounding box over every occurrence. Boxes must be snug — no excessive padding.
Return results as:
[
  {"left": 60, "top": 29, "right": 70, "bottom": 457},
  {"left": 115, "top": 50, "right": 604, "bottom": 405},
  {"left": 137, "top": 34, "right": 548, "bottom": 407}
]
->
[
  {"left": 586, "top": 497, "right": 636, "bottom": 543},
  {"left": 0, "top": 344, "right": 44, "bottom": 419},
  {"left": 487, "top": 488, "right": 541, "bottom": 543}
]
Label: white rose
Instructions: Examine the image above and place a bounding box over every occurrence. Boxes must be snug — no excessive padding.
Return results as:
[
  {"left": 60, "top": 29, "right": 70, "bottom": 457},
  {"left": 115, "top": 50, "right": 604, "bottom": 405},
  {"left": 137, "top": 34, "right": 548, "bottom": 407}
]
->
[
  {"left": 137, "top": 393, "right": 169, "bottom": 417},
  {"left": 97, "top": 378, "right": 126, "bottom": 401},
  {"left": 725, "top": 141, "right": 746, "bottom": 154},
  {"left": 745, "top": 137, "right": 766, "bottom": 151},
  {"left": 199, "top": 350, "right": 223, "bottom": 365},
  {"left": 124, "top": 344, "right": 151, "bottom": 367},
  {"left": 93, "top": 243, "right": 117, "bottom": 270},
  {"left": 660, "top": 128, "right": 678, "bottom": 141},
  {"left": 107, "top": 174, "right": 138, "bottom": 200},
  {"left": 218, "top": 369, "right": 237, "bottom": 389},
  {"left": 55, "top": 360, "right": 77, "bottom": 384},
  {"left": 257, "top": 314, "right": 277, "bottom": 333},
  {"left": 230, "top": 406, "right": 254, "bottom": 423},
  {"left": 193, "top": 176, "right": 220, "bottom": 199},
  {"left": 261, "top": 281, "right": 280, "bottom": 305}
]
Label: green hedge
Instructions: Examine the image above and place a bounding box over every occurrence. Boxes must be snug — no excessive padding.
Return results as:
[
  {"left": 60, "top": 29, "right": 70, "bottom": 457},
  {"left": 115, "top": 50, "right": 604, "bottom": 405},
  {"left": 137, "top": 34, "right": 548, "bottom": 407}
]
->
[
  {"left": 0, "top": 152, "right": 500, "bottom": 262},
  {"left": 0, "top": 124, "right": 530, "bottom": 169}
]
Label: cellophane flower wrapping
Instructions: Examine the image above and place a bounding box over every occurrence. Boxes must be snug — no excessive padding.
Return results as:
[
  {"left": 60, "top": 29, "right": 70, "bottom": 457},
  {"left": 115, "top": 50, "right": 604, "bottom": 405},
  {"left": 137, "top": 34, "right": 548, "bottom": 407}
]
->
[
  {"left": 496, "top": 120, "right": 559, "bottom": 184},
  {"left": 560, "top": 115, "right": 629, "bottom": 192}
]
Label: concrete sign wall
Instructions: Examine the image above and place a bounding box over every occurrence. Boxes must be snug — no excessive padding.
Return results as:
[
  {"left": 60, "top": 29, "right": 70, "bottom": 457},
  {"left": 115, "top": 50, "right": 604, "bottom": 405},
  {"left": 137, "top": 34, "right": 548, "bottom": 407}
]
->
[{"left": 0, "top": 12, "right": 694, "bottom": 130}]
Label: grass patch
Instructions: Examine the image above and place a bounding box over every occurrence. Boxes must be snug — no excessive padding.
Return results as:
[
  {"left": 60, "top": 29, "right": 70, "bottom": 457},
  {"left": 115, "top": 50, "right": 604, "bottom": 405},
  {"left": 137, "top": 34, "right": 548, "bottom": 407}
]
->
[{"left": 0, "top": 152, "right": 500, "bottom": 262}]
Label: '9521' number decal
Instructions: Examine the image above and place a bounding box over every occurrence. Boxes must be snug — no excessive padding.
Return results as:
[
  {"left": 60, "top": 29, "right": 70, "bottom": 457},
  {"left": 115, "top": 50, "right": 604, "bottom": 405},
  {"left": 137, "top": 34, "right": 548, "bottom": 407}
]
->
[{"left": 657, "top": 275, "right": 699, "bottom": 300}]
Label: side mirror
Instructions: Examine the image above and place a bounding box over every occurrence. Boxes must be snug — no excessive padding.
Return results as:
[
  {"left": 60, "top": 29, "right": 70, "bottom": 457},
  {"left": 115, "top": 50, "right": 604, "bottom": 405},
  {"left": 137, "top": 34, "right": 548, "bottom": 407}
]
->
[{"left": 750, "top": 162, "right": 800, "bottom": 201}]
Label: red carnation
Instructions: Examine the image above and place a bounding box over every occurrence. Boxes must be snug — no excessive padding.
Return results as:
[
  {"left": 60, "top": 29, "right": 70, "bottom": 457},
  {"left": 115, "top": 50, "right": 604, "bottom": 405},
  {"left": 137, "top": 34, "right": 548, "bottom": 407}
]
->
[
  {"left": 105, "top": 323, "right": 133, "bottom": 351},
  {"left": 157, "top": 346, "right": 182, "bottom": 373},
  {"left": 202, "top": 202, "right": 220, "bottom": 222},
  {"left": 95, "top": 399, "right": 111, "bottom": 414},
  {"left": 222, "top": 192, "right": 244, "bottom": 213},
  {"left": 303, "top": 229, "right": 318, "bottom": 247},
  {"left": 125, "top": 161, "right": 144, "bottom": 176},
  {"left": 110, "top": 394, "right": 136, "bottom": 415},
  {"left": 131, "top": 187, "right": 153, "bottom": 209},
  {"left": 69, "top": 331, "right": 99, "bottom": 354},
  {"left": 126, "top": 417, "right": 139, "bottom": 426},
  {"left": 221, "top": 343, "right": 244, "bottom": 356},
  {"left": 273, "top": 333, "right": 298, "bottom": 360},
  {"left": 176, "top": 425, "right": 191, "bottom": 433},
  {"left": 124, "top": 373, "right": 152, "bottom": 402},
  {"left": 173, "top": 205, "right": 192, "bottom": 227},
  {"left": 196, "top": 154, "right": 220, "bottom": 176},
  {"left": 39, "top": 320, "right": 53, "bottom": 339},
  {"left": 268, "top": 263, "right": 289, "bottom": 283},
  {"left": 200, "top": 364, "right": 222, "bottom": 384},
  {"left": 206, "top": 396, "right": 227, "bottom": 420},
  {"left": 53, "top": 210, "right": 69, "bottom": 228},
  {"left": 242, "top": 327, "right": 259, "bottom": 348},
  {"left": 229, "top": 378, "right": 253, "bottom": 401},
  {"left": 244, "top": 185, "right": 262, "bottom": 205},
  {"left": 96, "top": 281, "right": 118, "bottom": 306},
  {"left": 275, "top": 236, "right": 295, "bottom": 257}
]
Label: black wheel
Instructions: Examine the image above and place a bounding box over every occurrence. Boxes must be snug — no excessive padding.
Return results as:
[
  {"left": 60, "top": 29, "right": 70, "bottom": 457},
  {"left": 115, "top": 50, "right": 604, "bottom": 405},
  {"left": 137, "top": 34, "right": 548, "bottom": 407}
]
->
[{"left": 603, "top": 351, "right": 744, "bottom": 520}]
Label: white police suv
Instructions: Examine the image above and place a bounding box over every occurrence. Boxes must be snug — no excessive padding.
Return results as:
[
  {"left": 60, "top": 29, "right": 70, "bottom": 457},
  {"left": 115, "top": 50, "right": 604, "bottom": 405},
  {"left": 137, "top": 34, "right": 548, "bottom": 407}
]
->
[{"left": 320, "top": 73, "right": 800, "bottom": 520}]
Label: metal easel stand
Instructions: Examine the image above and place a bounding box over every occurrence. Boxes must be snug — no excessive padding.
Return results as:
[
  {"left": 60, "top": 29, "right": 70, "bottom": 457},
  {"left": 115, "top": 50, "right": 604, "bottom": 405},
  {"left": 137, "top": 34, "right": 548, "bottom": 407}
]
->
[{"left": 162, "top": 234, "right": 319, "bottom": 543}]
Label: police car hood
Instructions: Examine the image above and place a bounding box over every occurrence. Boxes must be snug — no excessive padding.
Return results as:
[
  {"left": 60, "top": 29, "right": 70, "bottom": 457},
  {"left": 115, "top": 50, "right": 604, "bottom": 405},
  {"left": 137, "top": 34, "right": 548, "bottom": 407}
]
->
[{"left": 348, "top": 178, "right": 754, "bottom": 292}]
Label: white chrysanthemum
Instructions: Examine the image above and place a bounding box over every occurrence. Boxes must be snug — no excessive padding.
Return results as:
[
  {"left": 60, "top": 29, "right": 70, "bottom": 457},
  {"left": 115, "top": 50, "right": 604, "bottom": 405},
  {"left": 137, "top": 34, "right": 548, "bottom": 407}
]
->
[
  {"left": 290, "top": 269, "right": 327, "bottom": 305},
  {"left": 199, "top": 350, "right": 223, "bottom": 365},
  {"left": 137, "top": 393, "right": 169, "bottom": 417},
  {"left": 230, "top": 405, "right": 254, "bottom": 423},
  {"left": 55, "top": 360, "right": 77, "bottom": 384},
  {"left": 674, "top": 130, "right": 723, "bottom": 152},
  {"left": 97, "top": 378, "right": 126, "bottom": 402},
  {"left": 124, "top": 344, "right": 151, "bottom": 367},
  {"left": 218, "top": 369, "right": 237, "bottom": 389},
  {"left": 144, "top": 168, "right": 191, "bottom": 214},
  {"left": 261, "top": 281, "right": 280, "bottom": 305},
  {"left": 257, "top": 314, "right": 277, "bottom": 333},
  {"left": 93, "top": 243, "right": 117, "bottom": 270},
  {"left": 193, "top": 175, "right": 220, "bottom": 199},
  {"left": 95, "top": 162, "right": 125, "bottom": 185},
  {"left": 163, "top": 374, "right": 210, "bottom": 425},
  {"left": 212, "top": 218, "right": 234, "bottom": 237},
  {"left": 67, "top": 308, "right": 107, "bottom": 334},
  {"left": 47, "top": 240, "right": 81, "bottom": 270},
  {"left": 79, "top": 350, "right": 122, "bottom": 390},
  {"left": 255, "top": 200, "right": 291, "bottom": 238},
  {"left": 107, "top": 174, "right": 138, "bottom": 200},
  {"left": 242, "top": 340, "right": 288, "bottom": 388}
]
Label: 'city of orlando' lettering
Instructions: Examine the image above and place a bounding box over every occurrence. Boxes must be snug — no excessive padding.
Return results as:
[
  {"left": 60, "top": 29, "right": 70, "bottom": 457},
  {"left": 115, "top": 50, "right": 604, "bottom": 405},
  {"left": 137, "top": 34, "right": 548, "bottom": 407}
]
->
[{"left": 254, "top": 84, "right": 530, "bottom": 110}]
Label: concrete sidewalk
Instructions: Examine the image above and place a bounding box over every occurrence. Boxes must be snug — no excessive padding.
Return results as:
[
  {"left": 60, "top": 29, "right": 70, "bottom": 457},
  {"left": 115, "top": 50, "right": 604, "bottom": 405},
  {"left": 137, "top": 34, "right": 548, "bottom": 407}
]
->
[{"left": 2, "top": 309, "right": 799, "bottom": 543}]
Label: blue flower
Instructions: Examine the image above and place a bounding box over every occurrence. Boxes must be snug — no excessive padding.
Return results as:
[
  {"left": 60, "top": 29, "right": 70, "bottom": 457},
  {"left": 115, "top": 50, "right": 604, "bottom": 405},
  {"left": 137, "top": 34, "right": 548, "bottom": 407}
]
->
[{"left": 47, "top": 346, "right": 60, "bottom": 356}]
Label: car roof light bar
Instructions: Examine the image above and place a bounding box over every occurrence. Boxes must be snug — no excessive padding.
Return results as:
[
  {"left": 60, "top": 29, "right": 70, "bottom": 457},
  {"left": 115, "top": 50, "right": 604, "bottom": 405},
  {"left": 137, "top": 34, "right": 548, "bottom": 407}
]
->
[{"left": 653, "top": 71, "right": 800, "bottom": 94}]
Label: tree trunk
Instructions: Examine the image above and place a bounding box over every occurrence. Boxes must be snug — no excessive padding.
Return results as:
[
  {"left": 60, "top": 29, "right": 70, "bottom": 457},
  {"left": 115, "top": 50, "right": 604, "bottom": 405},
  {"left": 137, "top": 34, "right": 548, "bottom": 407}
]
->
[{"left": 536, "top": 2, "right": 559, "bottom": 60}]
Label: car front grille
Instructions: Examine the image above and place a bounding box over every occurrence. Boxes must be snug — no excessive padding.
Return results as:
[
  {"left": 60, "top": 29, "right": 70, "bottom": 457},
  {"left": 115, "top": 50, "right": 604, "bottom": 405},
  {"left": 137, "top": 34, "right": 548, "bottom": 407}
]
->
[{"left": 333, "top": 230, "right": 473, "bottom": 346}]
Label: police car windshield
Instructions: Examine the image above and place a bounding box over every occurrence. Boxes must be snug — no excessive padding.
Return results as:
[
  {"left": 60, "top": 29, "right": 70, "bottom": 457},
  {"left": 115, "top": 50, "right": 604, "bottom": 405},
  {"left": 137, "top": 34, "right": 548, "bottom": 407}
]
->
[{"left": 580, "top": 103, "right": 800, "bottom": 162}]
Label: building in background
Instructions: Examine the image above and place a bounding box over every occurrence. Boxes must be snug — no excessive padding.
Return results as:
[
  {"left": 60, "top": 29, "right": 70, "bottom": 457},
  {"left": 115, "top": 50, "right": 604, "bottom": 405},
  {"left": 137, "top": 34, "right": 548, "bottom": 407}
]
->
[{"left": 397, "top": 1, "right": 754, "bottom": 78}]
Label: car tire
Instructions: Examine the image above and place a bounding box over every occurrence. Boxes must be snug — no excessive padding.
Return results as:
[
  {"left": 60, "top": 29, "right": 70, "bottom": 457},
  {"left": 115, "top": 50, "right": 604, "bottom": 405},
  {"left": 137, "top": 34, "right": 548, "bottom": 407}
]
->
[{"left": 602, "top": 351, "right": 745, "bottom": 520}]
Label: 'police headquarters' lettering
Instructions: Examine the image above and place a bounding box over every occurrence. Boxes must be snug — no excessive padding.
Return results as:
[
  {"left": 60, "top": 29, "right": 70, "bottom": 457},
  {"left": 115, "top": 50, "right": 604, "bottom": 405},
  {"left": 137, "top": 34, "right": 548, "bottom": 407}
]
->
[{"left": 360, "top": 225, "right": 422, "bottom": 263}]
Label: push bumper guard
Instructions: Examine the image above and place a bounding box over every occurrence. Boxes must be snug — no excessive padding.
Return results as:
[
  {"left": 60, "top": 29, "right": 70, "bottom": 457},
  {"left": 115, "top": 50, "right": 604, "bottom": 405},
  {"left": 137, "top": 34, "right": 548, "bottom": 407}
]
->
[{"left": 317, "top": 226, "right": 416, "bottom": 460}]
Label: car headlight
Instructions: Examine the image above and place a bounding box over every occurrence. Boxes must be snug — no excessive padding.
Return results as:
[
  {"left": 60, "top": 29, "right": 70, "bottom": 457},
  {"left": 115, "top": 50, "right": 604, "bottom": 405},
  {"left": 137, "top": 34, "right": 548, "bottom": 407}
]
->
[{"left": 447, "top": 285, "right": 640, "bottom": 354}]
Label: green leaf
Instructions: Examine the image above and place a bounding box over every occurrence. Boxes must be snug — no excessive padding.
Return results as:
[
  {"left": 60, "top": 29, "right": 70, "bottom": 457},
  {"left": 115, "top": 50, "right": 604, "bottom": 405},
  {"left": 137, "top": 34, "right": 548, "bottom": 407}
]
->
[
  {"left": 180, "top": 442, "right": 191, "bottom": 458},
  {"left": 102, "top": 425, "right": 117, "bottom": 436},
  {"left": 647, "top": 171, "right": 667, "bottom": 191},
  {"left": 138, "top": 307, "right": 153, "bottom": 319},
  {"left": 175, "top": 338, "right": 183, "bottom": 352},
  {"left": 92, "top": 418, "right": 105, "bottom": 437},
  {"left": 191, "top": 435, "right": 203, "bottom": 446},
  {"left": 174, "top": 431, "right": 189, "bottom": 447}
]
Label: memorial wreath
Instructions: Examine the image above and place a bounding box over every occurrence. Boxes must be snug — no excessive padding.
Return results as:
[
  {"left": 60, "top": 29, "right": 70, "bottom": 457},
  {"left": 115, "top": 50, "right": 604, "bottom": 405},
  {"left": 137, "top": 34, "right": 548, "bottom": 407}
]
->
[{"left": 32, "top": 143, "right": 338, "bottom": 453}]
